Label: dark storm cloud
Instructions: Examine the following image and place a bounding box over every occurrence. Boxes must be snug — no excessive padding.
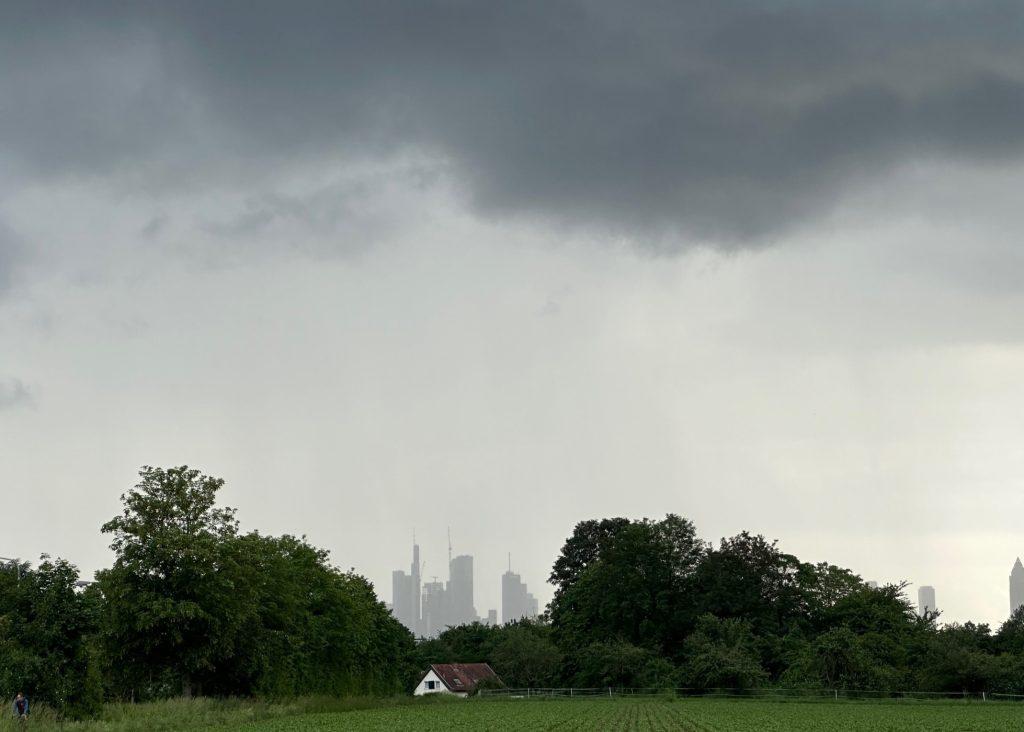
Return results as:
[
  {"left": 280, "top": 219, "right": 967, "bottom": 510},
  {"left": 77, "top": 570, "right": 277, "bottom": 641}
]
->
[
  {"left": 4, "top": 1, "right": 1024, "bottom": 242},
  {"left": 0, "top": 222, "right": 25, "bottom": 294}
]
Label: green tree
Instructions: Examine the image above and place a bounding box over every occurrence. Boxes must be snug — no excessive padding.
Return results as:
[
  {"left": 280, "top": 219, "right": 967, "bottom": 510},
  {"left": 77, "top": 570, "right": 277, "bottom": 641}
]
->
[
  {"left": 917, "top": 623, "right": 1000, "bottom": 693},
  {"left": 0, "top": 557, "right": 101, "bottom": 718},
  {"left": 679, "top": 614, "right": 767, "bottom": 689},
  {"left": 570, "top": 640, "right": 657, "bottom": 687},
  {"left": 97, "top": 466, "right": 254, "bottom": 698},
  {"left": 996, "top": 606, "right": 1024, "bottom": 655},
  {"left": 693, "top": 533, "right": 807, "bottom": 638},
  {"left": 490, "top": 623, "right": 562, "bottom": 687},
  {"left": 549, "top": 515, "right": 703, "bottom": 654},
  {"left": 213, "top": 533, "right": 415, "bottom": 696}
]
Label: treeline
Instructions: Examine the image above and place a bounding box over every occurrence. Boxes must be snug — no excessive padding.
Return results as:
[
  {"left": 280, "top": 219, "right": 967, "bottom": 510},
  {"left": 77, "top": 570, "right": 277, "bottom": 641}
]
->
[
  {"left": 0, "top": 467, "right": 416, "bottom": 718},
  {"left": 8, "top": 474, "right": 1024, "bottom": 719},
  {"left": 425, "top": 515, "right": 1024, "bottom": 694}
]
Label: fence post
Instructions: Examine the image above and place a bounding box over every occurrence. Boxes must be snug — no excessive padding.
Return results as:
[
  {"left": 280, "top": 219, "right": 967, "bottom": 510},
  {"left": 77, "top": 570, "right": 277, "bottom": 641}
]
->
[
  {"left": 609, "top": 687, "right": 612, "bottom": 698},
  {"left": 834, "top": 689, "right": 838, "bottom": 701},
  {"left": 983, "top": 692, "right": 987, "bottom": 702}
]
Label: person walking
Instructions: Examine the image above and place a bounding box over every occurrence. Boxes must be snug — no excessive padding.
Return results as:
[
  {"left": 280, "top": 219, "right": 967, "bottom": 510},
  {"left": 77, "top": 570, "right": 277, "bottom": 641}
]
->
[{"left": 12, "top": 692, "right": 29, "bottom": 725}]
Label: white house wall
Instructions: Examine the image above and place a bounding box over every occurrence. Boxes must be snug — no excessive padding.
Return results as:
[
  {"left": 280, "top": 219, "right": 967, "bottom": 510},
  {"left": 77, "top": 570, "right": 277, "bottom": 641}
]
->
[{"left": 413, "top": 669, "right": 467, "bottom": 697}]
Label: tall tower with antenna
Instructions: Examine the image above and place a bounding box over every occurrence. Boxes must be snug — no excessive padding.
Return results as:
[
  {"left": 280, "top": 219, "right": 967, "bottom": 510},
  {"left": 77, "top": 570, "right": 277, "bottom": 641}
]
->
[{"left": 411, "top": 532, "right": 422, "bottom": 635}]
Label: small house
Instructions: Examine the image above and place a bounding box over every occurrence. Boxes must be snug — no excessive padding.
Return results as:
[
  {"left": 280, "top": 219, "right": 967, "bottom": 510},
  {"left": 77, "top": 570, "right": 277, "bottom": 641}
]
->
[{"left": 414, "top": 662, "right": 502, "bottom": 697}]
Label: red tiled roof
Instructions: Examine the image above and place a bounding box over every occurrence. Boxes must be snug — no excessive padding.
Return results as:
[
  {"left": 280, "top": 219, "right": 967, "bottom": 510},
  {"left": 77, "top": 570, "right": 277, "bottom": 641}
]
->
[{"left": 428, "top": 663, "right": 502, "bottom": 693}]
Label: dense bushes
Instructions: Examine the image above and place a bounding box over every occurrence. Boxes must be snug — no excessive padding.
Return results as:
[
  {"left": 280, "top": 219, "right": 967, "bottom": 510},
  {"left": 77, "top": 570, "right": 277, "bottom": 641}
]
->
[
  {"left": 0, "top": 558, "right": 103, "bottom": 718},
  {"left": 431, "top": 514, "right": 1024, "bottom": 696},
  {"left": 0, "top": 466, "right": 416, "bottom": 718}
]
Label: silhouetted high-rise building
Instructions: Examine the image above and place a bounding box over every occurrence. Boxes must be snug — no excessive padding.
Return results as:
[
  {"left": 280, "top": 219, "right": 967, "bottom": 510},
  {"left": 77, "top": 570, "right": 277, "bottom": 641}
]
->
[
  {"left": 918, "top": 585, "right": 937, "bottom": 616},
  {"left": 447, "top": 554, "right": 478, "bottom": 626},
  {"left": 502, "top": 566, "right": 539, "bottom": 623},
  {"left": 391, "top": 541, "right": 423, "bottom": 636},
  {"left": 486, "top": 609, "right": 498, "bottom": 625},
  {"left": 1011, "top": 558, "right": 1024, "bottom": 616},
  {"left": 421, "top": 579, "right": 447, "bottom": 637}
]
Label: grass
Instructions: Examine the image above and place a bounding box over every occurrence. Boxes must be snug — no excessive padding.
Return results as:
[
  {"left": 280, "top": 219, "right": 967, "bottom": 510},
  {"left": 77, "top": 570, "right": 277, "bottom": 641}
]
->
[
  {"left": 0, "top": 696, "right": 427, "bottom": 732},
  {"left": 7, "top": 695, "right": 1024, "bottom": 731}
]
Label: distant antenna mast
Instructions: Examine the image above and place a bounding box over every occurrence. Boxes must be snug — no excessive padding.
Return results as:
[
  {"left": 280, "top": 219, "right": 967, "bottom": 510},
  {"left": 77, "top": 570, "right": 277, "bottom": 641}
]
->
[
  {"left": 447, "top": 527, "right": 452, "bottom": 565},
  {"left": 508, "top": 552, "right": 511, "bottom": 572}
]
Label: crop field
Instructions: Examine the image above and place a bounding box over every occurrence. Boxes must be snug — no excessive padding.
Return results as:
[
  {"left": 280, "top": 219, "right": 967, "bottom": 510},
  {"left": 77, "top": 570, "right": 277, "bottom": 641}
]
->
[{"left": 238, "top": 697, "right": 1024, "bottom": 731}]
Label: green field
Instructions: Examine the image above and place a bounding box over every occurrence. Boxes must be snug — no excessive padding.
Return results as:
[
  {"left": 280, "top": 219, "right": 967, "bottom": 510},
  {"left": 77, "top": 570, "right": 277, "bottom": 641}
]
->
[
  {"left": 7, "top": 696, "right": 1024, "bottom": 731},
  {"left": 238, "top": 698, "right": 1024, "bottom": 732}
]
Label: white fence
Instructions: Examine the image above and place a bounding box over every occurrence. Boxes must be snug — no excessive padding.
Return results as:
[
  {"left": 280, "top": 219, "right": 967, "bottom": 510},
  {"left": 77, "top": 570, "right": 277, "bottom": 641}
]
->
[{"left": 478, "top": 687, "right": 1024, "bottom": 702}]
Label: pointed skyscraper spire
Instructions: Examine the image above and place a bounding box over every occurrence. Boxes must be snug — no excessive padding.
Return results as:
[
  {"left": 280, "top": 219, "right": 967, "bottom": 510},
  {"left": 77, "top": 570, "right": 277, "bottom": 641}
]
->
[{"left": 1011, "top": 558, "right": 1024, "bottom": 616}]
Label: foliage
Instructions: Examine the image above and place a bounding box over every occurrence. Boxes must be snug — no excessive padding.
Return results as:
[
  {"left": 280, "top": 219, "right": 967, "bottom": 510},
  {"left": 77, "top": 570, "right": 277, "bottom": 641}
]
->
[
  {"left": 679, "top": 614, "right": 768, "bottom": 689},
  {"left": 414, "top": 620, "right": 560, "bottom": 688},
  {"left": 0, "top": 557, "right": 102, "bottom": 718},
  {"left": 568, "top": 640, "right": 657, "bottom": 687},
  {"left": 489, "top": 625, "right": 562, "bottom": 688},
  {"left": 78, "top": 466, "right": 413, "bottom": 705},
  {"left": 537, "top": 514, "right": 1024, "bottom": 694},
  {"left": 96, "top": 466, "right": 245, "bottom": 698},
  {"left": 548, "top": 515, "right": 703, "bottom": 654}
]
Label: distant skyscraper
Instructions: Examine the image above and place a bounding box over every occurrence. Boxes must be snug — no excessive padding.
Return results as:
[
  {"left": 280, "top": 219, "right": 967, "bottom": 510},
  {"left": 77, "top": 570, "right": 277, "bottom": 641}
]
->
[
  {"left": 486, "top": 609, "right": 498, "bottom": 625},
  {"left": 502, "top": 565, "right": 539, "bottom": 623},
  {"left": 918, "top": 585, "right": 937, "bottom": 616},
  {"left": 391, "top": 541, "right": 422, "bottom": 636},
  {"left": 1011, "top": 558, "right": 1024, "bottom": 616},
  {"left": 421, "top": 579, "right": 447, "bottom": 637},
  {"left": 447, "top": 554, "right": 478, "bottom": 626}
]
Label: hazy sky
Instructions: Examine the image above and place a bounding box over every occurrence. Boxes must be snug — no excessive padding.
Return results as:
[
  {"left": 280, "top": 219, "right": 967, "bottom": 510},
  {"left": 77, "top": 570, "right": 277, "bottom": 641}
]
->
[{"left": 4, "top": 1, "right": 1024, "bottom": 626}]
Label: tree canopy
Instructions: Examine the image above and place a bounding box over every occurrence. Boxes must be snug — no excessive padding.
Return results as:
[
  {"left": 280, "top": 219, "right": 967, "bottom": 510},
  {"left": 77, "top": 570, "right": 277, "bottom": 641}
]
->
[{"left": 7, "top": 477, "right": 1024, "bottom": 719}]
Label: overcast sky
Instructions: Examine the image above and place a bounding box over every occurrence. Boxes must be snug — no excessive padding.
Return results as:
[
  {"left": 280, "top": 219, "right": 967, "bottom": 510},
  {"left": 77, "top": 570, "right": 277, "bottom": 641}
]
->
[{"left": 4, "top": 1, "right": 1024, "bottom": 626}]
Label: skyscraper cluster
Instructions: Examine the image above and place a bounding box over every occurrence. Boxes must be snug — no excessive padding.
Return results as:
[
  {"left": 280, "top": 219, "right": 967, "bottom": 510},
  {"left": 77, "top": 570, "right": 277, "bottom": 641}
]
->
[{"left": 390, "top": 538, "right": 539, "bottom": 637}]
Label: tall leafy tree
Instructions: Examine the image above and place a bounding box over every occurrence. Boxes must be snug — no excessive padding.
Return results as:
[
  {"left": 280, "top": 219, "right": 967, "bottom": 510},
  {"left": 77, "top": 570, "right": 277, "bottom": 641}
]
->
[
  {"left": 97, "top": 466, "right": 252, "bottom": 698},
  {"left": 549, "top": 515, "right": 703, "bottom": 655}
]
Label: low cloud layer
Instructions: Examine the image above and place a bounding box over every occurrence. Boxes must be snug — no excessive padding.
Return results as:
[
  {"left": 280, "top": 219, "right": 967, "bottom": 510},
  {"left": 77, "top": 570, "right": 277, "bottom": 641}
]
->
[{"left": 4, "top": 1, "right": 1024, "bottom": 251}]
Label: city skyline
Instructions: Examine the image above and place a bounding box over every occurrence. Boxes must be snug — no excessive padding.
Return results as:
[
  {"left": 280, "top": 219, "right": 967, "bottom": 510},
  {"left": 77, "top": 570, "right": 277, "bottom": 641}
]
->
[{"left": 389, "top": 535, "right": 540, "bottom": 637}]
